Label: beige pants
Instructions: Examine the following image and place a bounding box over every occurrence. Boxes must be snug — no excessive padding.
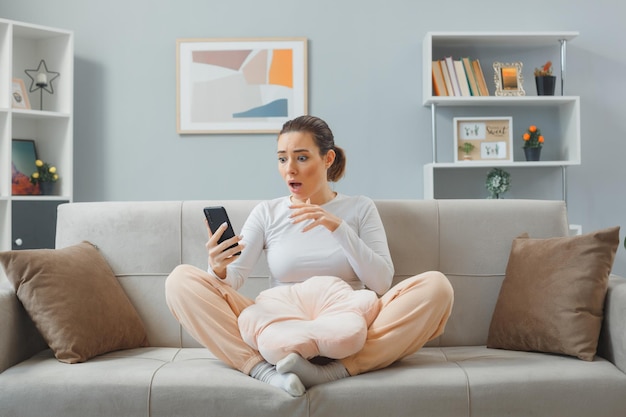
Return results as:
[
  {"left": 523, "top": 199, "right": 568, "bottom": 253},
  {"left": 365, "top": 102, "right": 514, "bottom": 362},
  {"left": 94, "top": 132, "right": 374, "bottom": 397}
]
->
[{"left": 165, "top": 265, "right": 454, "bottom": 376}]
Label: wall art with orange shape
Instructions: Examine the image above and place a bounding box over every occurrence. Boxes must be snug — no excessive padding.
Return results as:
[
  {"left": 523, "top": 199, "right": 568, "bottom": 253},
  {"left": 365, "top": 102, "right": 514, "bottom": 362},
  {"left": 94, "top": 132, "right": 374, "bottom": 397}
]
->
[{"left": 177, "top": 38, "right": 308, "bottom": 134}]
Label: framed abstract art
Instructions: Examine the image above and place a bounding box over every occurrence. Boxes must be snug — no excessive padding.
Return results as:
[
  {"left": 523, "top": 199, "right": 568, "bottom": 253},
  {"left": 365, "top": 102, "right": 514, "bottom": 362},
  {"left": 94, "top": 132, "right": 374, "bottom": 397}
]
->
[{"left": 176, "top": 37, "right": 308, "bottom": 134}]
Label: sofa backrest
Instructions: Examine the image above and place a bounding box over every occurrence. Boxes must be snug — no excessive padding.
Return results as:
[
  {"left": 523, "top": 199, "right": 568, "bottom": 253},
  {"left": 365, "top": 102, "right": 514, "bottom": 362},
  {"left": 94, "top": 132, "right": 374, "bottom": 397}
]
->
[{"left": 55, "top": 199, "right": 569, "bottom": 349}]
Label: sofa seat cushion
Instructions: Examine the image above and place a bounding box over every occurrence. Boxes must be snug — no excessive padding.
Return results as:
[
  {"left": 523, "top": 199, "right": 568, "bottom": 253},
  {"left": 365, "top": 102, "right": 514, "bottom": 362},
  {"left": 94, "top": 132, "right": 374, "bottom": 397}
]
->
[
  {"left": 310, "top": 346, "right": 626, "bottom": 417},
  {"left": 443, "top": 346, "right": 626, "bottom": 417},
  {"left": 0, "top": 348, "right": 308, "bottom": 417},
  {"left": 238, "top": 276, "right": 380, "bottom": 364},
  {"left": 0, "top": 348, "right": 169, "bottom": 417}
]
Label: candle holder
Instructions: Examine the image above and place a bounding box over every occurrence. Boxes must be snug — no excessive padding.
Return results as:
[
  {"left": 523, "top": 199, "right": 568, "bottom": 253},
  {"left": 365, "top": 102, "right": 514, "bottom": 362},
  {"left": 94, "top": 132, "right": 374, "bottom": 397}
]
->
[{"left": 24, "top": 59, "right": 60, "bottom": 111}]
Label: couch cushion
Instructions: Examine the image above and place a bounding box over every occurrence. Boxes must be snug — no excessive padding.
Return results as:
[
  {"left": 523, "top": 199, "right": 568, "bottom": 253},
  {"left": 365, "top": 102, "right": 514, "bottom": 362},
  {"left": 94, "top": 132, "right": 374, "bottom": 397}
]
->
[
  {"left": 2, "top": 347, "right": 625, "bottom": 417},
  {"left": 439, "top": 346, "right": 626, "bottom": 417},
  {"left": 0, "top": 241, "right": 149, "bottom": 363},
  {"left": 55, "top": 201, "right": 184, "bottom": 275},
  {"left": 487, "top": 226, "right": 620, "bottom": 361},
  {"left": 238, "top": 276, "right": 380, "bottom": 364},
  {"left": 150, "top": 348, "right": 309, "bottom": 417},
  {"left": 435, "top": 199, "right": 569, "bottom": 347},
  {"left": 0, "top": 348, "right": 309, "bottom": 417},
  {"left": 309, "top": 346, "right": 626, "bottom": 417}
]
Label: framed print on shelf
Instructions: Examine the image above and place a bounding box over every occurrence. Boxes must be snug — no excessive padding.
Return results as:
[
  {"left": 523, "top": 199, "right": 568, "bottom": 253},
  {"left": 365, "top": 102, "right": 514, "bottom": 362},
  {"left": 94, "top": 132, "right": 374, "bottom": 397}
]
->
[
  {"left": 11, "top": 78, "right": 31, "bottom": 109},
  {"left": 454, "top": 117, "right": 513, "bottom": 163},
  {"left": 493, "top": 62, "right": 525, "bottom": 96},
  {"left": 11, "top": 139, "right": 39, "bottom": 195},
  {"left": 176, "top": 37, "right": 308, "bottom": 134}
]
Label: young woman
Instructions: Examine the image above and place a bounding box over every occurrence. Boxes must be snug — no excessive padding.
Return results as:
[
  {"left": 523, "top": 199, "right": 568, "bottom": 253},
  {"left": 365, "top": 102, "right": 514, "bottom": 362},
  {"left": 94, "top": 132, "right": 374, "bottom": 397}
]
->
[{"left": 165, "top": 115, "right": 454, "bottom": 396}]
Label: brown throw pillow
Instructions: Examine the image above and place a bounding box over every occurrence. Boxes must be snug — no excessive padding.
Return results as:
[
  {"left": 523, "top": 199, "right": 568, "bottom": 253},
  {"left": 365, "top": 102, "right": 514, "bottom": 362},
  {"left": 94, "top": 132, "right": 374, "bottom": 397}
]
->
[
  {"left": 0, "top": 241, "right": 148, "bottom": 363},
  {"left": 487, "top": 226, "right": 620, "bottom": 361}
]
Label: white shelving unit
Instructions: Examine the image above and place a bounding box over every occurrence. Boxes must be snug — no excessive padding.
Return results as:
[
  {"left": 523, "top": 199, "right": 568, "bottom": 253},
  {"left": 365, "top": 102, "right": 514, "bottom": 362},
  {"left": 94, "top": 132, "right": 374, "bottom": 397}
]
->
[
  {"left": 422, "top": 32, "right": 580, "bottom": 200},
  {"left": 0, "top": 18, "right": 73, "bottom": 251}
]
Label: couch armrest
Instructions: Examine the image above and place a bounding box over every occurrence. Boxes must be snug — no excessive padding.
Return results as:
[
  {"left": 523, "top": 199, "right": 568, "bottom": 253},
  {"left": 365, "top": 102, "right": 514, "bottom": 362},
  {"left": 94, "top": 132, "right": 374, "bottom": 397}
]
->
[
  {"left": 0, "top": 278, "right": 46, "bottom": 373},
  {"left": 598, "top": 275, "right": 626, "bottom": 373}
]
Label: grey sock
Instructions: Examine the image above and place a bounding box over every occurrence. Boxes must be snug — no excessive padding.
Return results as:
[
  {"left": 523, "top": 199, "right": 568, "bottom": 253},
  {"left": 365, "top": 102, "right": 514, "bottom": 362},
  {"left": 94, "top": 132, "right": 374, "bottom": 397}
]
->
[
  {"left": 249, "top": 361, "right": 305, "bottom": 397},
  {"left": 276, "top": 353, "right": 349, "bottom": 388}
]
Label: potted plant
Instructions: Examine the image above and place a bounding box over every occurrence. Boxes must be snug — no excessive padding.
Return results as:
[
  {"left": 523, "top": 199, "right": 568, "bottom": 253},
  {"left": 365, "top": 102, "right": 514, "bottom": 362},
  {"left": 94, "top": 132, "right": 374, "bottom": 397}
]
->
[
  {"left": 458, "top": 142, "right": 476, "bottom": 160},
  {"left": 534, "top": 61, "right": 556, "bottom": 95},
  {"left": 485, "top": 168, "right": 511, "bottom": 199},
  {"left": 30, "top": 159, "right": 59, "bottom": 195},
  {"left": 522, "top": 125, "right": 544, "bottom": 161}
]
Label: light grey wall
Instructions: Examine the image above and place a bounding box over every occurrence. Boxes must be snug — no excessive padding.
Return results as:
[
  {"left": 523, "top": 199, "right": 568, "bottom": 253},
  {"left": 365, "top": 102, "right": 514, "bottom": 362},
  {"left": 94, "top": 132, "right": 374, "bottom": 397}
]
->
[{"left": 3, "top": 0, "right": 626, "bottom": 275}]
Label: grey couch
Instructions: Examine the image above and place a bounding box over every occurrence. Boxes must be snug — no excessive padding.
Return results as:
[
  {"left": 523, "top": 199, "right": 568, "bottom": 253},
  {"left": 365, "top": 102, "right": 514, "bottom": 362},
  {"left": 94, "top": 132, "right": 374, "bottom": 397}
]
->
[{"left": 1, "top": 199, "right": 625, "bottom": 417}]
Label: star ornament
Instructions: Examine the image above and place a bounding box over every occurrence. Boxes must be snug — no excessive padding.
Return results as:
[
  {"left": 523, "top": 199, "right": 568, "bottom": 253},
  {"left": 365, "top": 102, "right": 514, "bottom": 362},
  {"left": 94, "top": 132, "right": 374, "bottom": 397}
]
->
[{"left": 24, "top": 59, "right": 60, "bottom": 94}]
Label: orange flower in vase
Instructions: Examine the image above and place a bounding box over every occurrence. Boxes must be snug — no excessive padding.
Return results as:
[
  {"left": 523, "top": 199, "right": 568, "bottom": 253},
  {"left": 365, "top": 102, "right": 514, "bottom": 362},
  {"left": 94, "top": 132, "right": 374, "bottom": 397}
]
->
[
  {"left": 534, "top": 61, "right": 556, "bottom": 95},
  {"left": 522, "top": 125, "right": 544, "bottom": 161}
]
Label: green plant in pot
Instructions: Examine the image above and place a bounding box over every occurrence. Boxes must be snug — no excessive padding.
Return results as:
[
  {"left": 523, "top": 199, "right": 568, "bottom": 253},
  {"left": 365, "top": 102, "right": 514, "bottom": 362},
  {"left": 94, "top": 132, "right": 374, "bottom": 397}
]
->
[
  {"left": 534, "top": 61, "right": 556, "bottom": 95},
  {"left": 485, "top": 168, "right": 511, "bottom": 199},
  {"left": 522, "top": 125, "right": 544, "bottom": 161},
  {"left": 458, "top": 142, "right": 476, "bottom": 160},
  {"left": 30, "top": 159, "right": 59, "bottom": 195}
]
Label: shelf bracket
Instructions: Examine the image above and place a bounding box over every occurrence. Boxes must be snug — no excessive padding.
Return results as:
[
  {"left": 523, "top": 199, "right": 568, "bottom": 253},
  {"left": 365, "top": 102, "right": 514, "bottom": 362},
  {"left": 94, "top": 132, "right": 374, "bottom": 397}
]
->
[
  {"left": 561, "top": 165, "right": 568, "bottom": 204},
  {"left": 430, "top": 103, "right": 437, "bottom": 163},
  {"left": 559, "top": 39, "right": 567, "bottom": 96}
]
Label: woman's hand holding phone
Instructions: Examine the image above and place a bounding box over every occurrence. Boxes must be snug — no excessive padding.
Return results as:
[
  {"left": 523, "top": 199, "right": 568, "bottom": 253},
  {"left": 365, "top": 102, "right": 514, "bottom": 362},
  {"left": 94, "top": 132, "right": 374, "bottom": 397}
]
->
[
  {"left": 205, "top": 221, "right": 244, "bottom": 279},
  {"left": 203, "top": 207, "right": 243, "bottom": 279}
]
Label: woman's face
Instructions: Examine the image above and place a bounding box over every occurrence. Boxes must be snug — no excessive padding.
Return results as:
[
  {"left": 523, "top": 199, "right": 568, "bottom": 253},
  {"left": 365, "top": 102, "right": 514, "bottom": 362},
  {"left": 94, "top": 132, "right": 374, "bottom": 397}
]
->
[{"left": 277, "top": 131, "right": 335, "bottom": 203}]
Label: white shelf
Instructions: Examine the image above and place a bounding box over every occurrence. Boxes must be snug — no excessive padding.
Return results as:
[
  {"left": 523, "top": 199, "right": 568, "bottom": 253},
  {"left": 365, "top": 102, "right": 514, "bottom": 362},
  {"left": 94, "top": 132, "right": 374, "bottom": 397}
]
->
[
  {"left": 0, "top": 18, "right": 74, "bottom": 251},
  {"left": 422, "top": 31, "right": 580, "bottom": 201},
  {"left": 426, "top": 161, "right": 579, "bottom": 169},
  {"left": 423, "top": 31, "right": 578, "bottom": 47},
  {"left": 11, "top": 108, "right": 71, "bottom": 119},
  {"left": 9, "top": 194, "right": 72, "bottom": 201},
  {"left": 424, "top": 95, "right": 578, "bottom": 107}
]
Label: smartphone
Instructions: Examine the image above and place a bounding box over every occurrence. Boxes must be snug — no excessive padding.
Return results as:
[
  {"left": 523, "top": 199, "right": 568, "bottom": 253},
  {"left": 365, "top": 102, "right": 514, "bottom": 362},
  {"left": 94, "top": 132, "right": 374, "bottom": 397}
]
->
[{"left": 203, "top": 206, "right": 241, "bottom": 255}]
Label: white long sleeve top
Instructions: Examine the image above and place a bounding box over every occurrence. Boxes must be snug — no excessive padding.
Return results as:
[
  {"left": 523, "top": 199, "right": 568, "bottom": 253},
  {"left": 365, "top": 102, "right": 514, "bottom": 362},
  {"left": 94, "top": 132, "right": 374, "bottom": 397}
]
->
[{"left": 212, "top": 194, "right": 394, "bottom": 295}]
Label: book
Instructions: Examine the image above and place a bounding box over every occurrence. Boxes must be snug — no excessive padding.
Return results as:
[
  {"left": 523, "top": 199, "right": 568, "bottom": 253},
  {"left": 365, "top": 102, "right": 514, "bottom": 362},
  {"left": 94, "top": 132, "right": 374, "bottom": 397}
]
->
[
  {"left": 432, "top": 60, "right": 448, "bottom": 96},
  {"left": 440, "top": 59, "right": 453, "bottom": 96},
  {"left": 444, "top": 56, "right": 462, "bottom": 96},
  {"left": 472, "top": 59, "right": 490, "bottom": 96},
  {"left": 462, "top": 57, "right": 480, "bottom": 96},
  {"left": 453, "top": 59, "right": 471, "bottom": 96}
]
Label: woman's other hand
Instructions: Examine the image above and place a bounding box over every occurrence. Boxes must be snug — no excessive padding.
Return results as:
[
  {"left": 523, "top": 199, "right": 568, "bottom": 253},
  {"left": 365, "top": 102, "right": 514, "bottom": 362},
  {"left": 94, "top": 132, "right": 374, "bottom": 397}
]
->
[{"left": 289, "top": 199, "right": 341, "bottom": 233}]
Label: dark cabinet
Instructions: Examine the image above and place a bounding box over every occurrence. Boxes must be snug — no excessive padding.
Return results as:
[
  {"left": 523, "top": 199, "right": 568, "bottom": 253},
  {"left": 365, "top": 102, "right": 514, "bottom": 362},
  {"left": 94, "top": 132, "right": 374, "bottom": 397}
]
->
[{"left": 12, "top": 200, "right": 68, "bottom": 250}]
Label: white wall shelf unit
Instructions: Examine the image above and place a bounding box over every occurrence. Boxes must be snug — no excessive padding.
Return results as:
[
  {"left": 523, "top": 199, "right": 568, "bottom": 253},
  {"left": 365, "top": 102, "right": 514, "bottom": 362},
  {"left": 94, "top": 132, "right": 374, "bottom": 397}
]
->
[
  {"left": 422, "top": 31, "right": 580, "bottom": 200},
  {"left": 0, "top": 18, "right": 73, "bottom": 251}
]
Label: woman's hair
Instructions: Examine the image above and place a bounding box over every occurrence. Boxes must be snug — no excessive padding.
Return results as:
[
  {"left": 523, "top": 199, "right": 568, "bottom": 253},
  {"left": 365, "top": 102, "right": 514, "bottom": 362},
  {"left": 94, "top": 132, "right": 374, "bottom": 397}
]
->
[{"left": 279, "top": 115, "right": 346, "bottom": 182}]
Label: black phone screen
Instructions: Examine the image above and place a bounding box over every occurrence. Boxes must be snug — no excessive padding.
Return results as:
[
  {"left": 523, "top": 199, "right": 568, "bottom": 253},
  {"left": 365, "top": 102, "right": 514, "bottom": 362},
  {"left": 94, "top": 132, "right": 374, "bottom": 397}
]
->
[{"left": 203, "top": 206, "right": 240, "bottom": 254}]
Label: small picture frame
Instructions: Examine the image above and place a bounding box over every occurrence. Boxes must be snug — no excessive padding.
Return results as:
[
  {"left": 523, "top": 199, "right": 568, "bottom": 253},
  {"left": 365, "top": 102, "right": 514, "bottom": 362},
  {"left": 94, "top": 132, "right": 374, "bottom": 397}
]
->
[
  {"left": 11, "top": 78, "right": 31, "bottom": 109},
  {"left": 493, "top": 62, "right": 525, "bottom": 96},
  {"left": 454, "top": 117, "right": 513, "bottom": 163},
  {"left": 11, "top": 139, "right": 39, "bottom": 195}
]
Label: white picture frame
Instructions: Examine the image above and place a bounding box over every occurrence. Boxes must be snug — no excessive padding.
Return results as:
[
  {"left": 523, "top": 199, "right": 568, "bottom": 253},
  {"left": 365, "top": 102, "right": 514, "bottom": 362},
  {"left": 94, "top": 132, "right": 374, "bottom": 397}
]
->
[
  {"left": 11, "top": 78, "right": 31, "bottom": 109},
  {"left": 493, "top": 62, "right": 525, "bottom": 97},
  {"left": 454, "top": 117, "right": 513, "bottom": 163}
]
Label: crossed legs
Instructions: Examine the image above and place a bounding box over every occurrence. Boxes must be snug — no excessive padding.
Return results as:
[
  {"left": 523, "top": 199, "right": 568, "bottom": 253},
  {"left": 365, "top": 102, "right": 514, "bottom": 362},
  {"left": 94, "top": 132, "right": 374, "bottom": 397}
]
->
[{"left": 166, "top": 265, "right": 453, "bottom": 393}]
